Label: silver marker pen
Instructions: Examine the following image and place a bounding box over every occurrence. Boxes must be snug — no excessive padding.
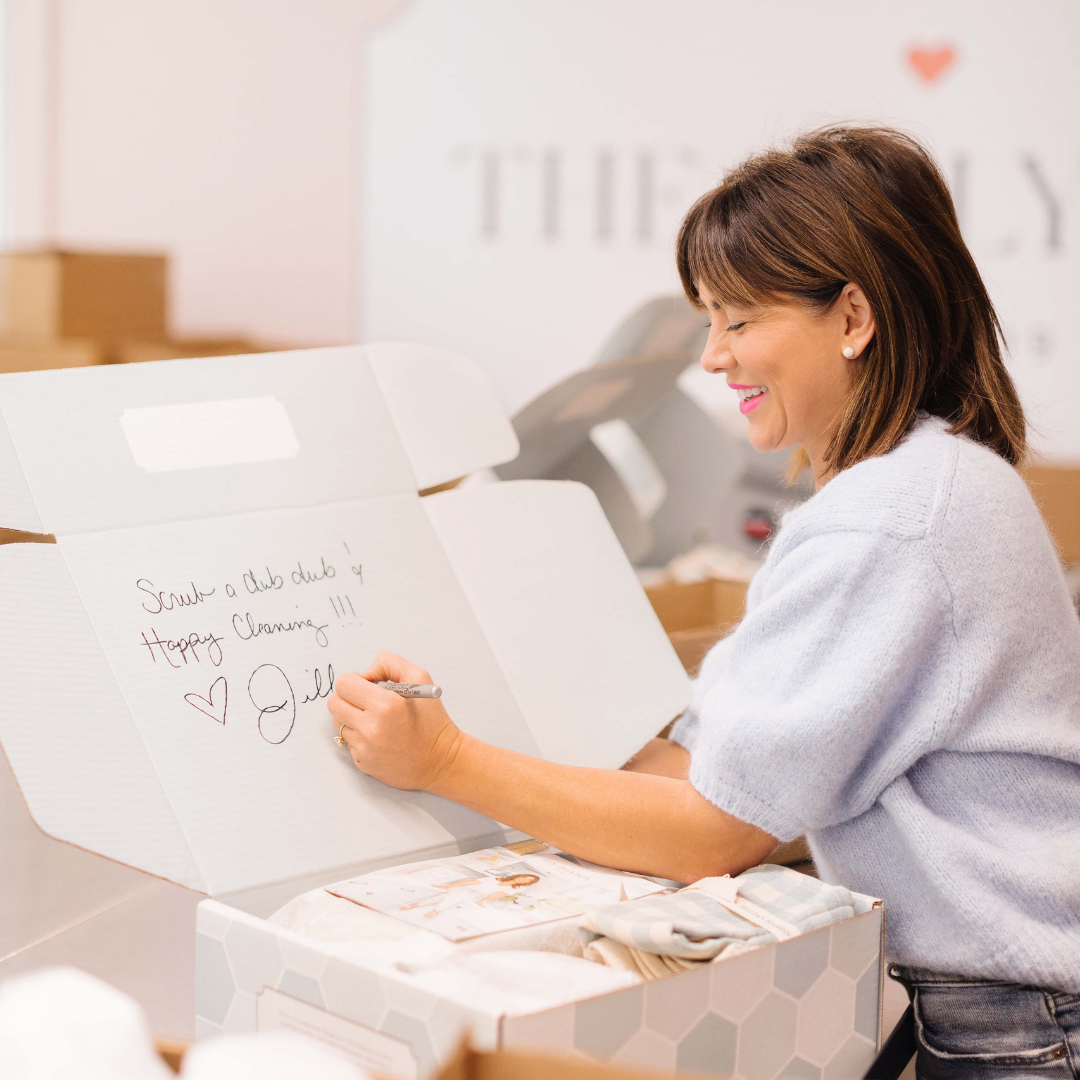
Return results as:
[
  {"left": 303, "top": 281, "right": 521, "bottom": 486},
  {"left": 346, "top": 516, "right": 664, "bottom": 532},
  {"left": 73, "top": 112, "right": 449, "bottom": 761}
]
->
[{"left": 377, "top": 681, "right": 442, "bottom": 699}]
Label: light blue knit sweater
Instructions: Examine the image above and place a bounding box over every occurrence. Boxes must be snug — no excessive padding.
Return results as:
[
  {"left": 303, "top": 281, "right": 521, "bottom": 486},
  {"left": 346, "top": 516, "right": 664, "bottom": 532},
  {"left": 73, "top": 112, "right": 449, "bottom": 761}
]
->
[{"left": 671, "top": 416, "right": 1080, "bottom": 992}]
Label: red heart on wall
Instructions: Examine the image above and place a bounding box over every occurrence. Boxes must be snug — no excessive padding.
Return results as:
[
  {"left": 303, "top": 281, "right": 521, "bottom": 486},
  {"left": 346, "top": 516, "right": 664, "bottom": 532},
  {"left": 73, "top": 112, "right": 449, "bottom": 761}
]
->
[{"left": 907, "top": 45, "right": 956, "bottom": 84}]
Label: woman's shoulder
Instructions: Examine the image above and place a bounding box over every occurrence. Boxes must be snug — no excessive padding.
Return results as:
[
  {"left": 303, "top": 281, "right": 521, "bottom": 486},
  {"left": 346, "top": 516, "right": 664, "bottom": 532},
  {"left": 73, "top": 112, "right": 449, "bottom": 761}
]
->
[{"left": 781, "top": 416, "right": 1026, "bottom": 548}]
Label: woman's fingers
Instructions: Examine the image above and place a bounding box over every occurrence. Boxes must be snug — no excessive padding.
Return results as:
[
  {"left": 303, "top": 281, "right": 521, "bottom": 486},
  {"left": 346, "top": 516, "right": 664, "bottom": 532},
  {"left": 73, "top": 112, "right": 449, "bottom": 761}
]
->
[
  {"left": 358, "top": 651, "right": 433, "bottom": 687},
  {"left": 326, "top": 690, "right": 358, "bottom": 743},
  {"left": 334, "top": 670, "right": 390, "bottom": 709}
]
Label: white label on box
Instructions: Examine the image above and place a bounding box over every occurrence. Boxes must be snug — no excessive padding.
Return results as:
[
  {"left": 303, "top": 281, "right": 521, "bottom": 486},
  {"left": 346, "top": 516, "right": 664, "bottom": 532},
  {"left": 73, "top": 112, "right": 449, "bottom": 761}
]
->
[
  {"left": 256, "top": 987, "right": 418, "bottom": 1079},
  {"left": 120, "top": 396, "right": 299, "bottom": 473}
]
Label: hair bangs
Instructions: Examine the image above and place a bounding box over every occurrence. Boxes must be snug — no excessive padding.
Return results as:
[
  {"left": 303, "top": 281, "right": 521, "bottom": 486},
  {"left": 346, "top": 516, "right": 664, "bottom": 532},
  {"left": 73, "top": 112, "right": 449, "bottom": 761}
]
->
[{"left": 677, "top": 192, "right": 776, "bottom": 311}]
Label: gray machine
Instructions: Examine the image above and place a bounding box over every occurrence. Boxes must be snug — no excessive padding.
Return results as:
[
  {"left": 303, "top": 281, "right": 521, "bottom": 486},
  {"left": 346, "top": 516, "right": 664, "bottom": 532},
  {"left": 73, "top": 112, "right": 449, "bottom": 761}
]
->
[{"left": 497, "top": 296, "right": 809, "bottom": 566}]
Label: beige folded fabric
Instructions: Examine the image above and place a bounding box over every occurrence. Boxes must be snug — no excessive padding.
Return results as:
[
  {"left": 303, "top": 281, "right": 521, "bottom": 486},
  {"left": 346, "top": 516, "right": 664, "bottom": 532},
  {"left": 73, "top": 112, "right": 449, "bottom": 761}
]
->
[{"left": 581, "top": 933, "right": 756, "bottom": 981}]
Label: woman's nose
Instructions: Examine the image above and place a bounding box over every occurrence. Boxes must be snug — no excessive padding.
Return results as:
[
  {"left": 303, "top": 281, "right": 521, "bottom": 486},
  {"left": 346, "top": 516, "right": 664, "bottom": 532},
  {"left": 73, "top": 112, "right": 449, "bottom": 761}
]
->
[{"left": 700, "top": 340, "right": 732, "bottom": 374}]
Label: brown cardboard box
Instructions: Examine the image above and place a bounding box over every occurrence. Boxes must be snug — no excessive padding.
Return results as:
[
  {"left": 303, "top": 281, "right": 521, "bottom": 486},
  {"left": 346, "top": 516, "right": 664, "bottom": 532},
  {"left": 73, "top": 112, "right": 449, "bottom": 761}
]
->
[
  {"left": 432, "top": 1043, "right": 720, "bottom": 1080},
  {"left": 644, "top": 577, "right": 747, "bottom": 674},
  {"left": 0, "top": 338, "right": 102, "bottom": 374},
  {"left": 0, "top": 250, "right": 166, "bottom": 345},
  {"left": 1023, "top": 463, "right": 1080, "bottom": 564},
  {"left": 156, "top": 1038, "right": 723, "bottom": 1080},
  {"left": 114, "top": 338, "right": 261, "bottom": 364}
]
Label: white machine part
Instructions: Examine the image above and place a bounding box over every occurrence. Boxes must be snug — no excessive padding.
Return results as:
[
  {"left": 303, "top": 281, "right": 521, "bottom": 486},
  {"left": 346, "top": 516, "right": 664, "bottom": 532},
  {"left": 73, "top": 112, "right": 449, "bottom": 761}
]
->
[{"left": 498, "top": 296, "right": 810, "bottom": 566}]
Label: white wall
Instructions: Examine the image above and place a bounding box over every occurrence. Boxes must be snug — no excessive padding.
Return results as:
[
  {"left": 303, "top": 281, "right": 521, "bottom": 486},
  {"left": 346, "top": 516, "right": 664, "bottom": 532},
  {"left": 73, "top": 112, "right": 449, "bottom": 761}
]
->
[
  {"left": 5, "top": 2, "right": 1077, "bottom": 456},
  {"left": 5, "top": 0, "right": 404, "bottom": 345},
  {"left": 362, "top": 0, "right": 1080, "bottom": 458}
]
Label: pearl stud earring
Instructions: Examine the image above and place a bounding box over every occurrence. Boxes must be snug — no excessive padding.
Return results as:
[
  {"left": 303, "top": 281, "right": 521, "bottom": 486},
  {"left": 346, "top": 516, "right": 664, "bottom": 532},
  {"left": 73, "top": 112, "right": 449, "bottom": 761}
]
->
[{"left": 842, "top": 346, "right": 856, "bottom": 359}]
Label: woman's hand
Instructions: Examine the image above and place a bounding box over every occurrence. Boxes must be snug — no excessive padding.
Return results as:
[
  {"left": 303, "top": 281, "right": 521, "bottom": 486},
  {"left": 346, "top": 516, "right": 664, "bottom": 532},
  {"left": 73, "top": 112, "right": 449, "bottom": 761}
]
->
[{"left": 328, "top": 653, "right": 465, "bottom": 790}]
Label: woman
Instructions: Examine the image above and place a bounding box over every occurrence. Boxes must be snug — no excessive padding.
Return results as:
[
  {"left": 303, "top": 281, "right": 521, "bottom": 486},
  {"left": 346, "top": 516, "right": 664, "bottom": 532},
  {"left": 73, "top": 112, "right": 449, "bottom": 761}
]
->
[{"left": 329, "top": 126, "right": 1080, "bottom": 1077}]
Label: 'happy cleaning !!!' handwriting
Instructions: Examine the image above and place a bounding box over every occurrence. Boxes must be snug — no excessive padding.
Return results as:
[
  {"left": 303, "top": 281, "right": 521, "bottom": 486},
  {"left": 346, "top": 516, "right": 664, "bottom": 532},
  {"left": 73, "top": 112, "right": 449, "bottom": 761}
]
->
[
  {"left": 232, "top": 612, "right": 330, "bottom": 648},
  {"left": 142, "top": 629, "right": 224, "bottom": 667}
]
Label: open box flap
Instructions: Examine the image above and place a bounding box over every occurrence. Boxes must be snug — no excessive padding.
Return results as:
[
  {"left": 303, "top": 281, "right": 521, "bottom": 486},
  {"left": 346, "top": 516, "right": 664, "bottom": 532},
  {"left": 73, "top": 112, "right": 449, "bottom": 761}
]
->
[
  {"left": 365, "top": 342, "right": 519, "bottom": 491},
  {"left": 0, "top": 408, "right": 43, "bottom": 533},
  {"left": 0, "top": 543, "right": 204, "bottom": 889},
  {"left": 0, "top": 347, "right": 417, "bottom": 536},
  {"left": 424, "top": 481, "right": 691, "bottom": 768},
  {"left": 0, "top": 343, "right": 520, "bottom": 537}
]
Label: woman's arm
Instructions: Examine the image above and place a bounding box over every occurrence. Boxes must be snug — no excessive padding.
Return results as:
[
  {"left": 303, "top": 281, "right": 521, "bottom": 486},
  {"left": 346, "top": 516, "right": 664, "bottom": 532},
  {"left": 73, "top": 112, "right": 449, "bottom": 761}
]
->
[{"left": 328, "top": 655, "right": 778, "bottom": 884}]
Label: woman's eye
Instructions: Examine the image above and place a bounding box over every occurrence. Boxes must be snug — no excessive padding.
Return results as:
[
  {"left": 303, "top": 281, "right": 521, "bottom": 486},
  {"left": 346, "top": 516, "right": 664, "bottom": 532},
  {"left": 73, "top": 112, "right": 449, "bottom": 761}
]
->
[{"left": 726, "top": 322, "right": 746, "bottom": 332}]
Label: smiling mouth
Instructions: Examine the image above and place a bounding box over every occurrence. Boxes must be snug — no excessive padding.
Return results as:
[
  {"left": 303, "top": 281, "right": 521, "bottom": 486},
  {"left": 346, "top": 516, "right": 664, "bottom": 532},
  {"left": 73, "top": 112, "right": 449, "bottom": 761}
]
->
[{"left": 734, "top": 385, "right": 768, "bottom": 414}]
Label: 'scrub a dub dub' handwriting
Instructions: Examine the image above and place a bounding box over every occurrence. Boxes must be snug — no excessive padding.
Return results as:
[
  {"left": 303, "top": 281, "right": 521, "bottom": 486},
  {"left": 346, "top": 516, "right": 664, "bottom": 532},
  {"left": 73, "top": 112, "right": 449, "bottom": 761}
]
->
[
  {"left": 292, "top": 557, "right": 336, "bottom": 585},
  {"left": 242, "top": 567, "right": 283, "bottom": 595},
  {"left": 137, "top": 578, "right": 216, "bottom": 614}
]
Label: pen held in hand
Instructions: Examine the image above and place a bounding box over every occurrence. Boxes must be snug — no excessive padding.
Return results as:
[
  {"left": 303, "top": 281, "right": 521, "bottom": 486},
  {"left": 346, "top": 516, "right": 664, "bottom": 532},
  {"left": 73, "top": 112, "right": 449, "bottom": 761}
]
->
[{"left": 377, "top": 680, "right": 442, "bottom": 699}]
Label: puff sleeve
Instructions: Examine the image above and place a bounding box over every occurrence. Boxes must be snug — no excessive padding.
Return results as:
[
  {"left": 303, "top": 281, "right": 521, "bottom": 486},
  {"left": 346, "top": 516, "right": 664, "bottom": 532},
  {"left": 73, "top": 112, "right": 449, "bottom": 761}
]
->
[{"left": 685, "top": 528, "right": 957, "bottom": 841}]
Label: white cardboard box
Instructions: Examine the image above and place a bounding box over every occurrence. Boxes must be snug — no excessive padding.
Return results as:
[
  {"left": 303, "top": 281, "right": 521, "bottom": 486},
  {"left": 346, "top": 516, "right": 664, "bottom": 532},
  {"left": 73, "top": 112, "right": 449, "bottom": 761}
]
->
[{"left": 0, "top": 344, "right": 882, "bottom": 1078}]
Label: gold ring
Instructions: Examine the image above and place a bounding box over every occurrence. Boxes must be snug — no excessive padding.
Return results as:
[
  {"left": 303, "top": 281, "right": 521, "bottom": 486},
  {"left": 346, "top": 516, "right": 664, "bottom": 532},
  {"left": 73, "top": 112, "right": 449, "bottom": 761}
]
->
[{"left": 334, "top": 725, "right": 346, "bottom": 747}]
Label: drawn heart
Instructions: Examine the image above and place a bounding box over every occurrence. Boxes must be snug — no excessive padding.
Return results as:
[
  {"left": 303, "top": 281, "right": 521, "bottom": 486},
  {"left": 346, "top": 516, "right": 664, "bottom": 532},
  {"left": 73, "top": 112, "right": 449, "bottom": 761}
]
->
[
  {"left": 185, "top": 677, "right": 227, "bottom": 724},
  {"left": 907, "top": 45, "right": 956, "bottom": 84}
]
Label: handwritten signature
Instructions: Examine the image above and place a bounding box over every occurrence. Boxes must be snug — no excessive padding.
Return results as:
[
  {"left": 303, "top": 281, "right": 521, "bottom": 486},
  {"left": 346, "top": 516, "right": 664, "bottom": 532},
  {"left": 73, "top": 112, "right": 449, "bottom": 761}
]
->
[
  {"left": 302, "top": 663, "right": 335, "bottom": 703},
  {"left": 248, "top": 664, "right": 296, "bottom": 744}
]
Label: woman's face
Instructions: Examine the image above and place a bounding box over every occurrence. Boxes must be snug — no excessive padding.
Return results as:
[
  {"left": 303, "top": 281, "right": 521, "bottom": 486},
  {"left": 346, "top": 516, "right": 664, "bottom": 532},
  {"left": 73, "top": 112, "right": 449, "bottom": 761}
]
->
[{"left": 697, "top": 282, "right": 873, "bottom": 479}]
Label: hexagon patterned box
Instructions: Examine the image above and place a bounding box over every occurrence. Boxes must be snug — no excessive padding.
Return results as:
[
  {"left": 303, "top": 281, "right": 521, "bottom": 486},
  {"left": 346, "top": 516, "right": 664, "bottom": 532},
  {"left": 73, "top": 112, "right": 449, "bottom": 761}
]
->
[{"left": 196, "top": 892, "right": 883, "bottom": 1079}]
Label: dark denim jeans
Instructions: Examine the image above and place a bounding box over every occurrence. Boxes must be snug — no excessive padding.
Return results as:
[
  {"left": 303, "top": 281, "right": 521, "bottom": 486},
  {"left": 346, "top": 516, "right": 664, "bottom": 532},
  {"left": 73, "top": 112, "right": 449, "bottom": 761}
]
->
[{"left": 890, "top": 965, "right": 1080, "bottom": 1080}]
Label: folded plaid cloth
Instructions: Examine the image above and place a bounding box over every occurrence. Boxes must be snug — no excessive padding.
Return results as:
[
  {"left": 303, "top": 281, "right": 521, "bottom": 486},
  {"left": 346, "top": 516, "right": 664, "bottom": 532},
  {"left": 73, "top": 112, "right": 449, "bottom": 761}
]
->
[{"left": 579, "top": 864, "right": 855, "bottom": 980}]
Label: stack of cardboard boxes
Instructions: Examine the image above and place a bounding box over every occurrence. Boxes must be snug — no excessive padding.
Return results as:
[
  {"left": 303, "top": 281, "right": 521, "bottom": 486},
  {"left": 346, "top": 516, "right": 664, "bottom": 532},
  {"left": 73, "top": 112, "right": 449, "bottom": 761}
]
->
[
  {"left": 0, "top": 250, "right": 259, "bottom": 374},
  {"left": 643, "top": 577, "right": 747, "bottom": 675},
  {"left": 1025, "top": 462, "right": 1080, "bottom": 589},
  {"left": 645, "top": 465, "right": 1080, "bottom": 674}
]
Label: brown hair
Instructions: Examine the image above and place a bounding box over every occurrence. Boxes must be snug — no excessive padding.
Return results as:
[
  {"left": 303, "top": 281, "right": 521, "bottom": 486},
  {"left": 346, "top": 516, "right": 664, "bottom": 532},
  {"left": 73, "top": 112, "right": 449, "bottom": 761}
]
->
[{"left": 676, "top": 125, "right": 1026, "bottom": 476}]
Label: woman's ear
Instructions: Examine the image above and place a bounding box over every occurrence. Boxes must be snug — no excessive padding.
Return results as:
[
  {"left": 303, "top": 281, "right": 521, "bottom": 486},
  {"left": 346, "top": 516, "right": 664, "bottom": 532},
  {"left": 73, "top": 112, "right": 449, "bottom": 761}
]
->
[{"left": 839, "top": 283, "right": 876, "bottom": 358}]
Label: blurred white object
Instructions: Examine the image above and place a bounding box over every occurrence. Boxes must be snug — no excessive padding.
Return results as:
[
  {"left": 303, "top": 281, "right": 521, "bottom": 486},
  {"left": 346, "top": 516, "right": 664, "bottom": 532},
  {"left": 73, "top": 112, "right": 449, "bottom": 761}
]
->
[
  {"left": 0, "top": 967, "right": 171, "bottom": 1080},
  {"left": 665, "top": 543, "right": 763, "bottom": 586},
  {"left": 181, "top": 1032, "right": 369, "bottom": 1080},
  {"left": 0, "top": 965, "right": 371, "bottom": 1080}
]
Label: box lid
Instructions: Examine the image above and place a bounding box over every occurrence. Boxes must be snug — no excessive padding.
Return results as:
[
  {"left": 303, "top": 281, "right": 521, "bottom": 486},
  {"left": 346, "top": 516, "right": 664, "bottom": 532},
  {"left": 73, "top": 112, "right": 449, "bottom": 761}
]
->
[
  {"left": 0, "top": 343, "right": 518, "bottom": 535},
  {"left": 0, "top": 345, "right": 688, "bottom": 895}
]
